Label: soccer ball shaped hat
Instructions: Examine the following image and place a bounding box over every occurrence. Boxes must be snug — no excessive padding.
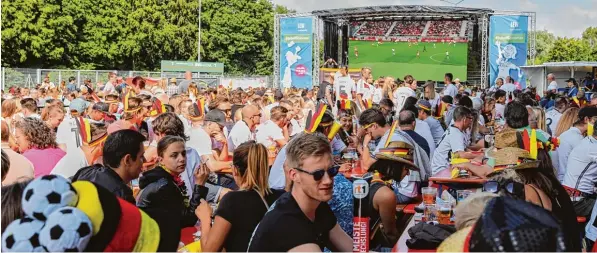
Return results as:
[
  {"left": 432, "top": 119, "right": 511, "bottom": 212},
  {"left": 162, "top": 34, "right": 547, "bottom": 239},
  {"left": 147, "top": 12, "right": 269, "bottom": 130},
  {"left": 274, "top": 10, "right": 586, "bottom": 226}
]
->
[
  {"left": 2, "top": 175, "right": 161, "bottom": 252},
  {"left": 21, "top": 175, "right": 78, "bottom": 221},
  {"left": 1, "top": 218, "right": 46, "bottom": 252}
]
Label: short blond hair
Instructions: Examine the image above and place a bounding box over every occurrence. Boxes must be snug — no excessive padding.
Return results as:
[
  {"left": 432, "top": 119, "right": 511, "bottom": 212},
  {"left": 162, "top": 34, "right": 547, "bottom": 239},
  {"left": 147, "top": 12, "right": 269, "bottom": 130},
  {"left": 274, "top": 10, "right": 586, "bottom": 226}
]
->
[
  {"left": 285, "top": 132, "right": 331, "bottom": 169},
  {"left": 454, "top": 192, "right": 498, "bottom": 230}
]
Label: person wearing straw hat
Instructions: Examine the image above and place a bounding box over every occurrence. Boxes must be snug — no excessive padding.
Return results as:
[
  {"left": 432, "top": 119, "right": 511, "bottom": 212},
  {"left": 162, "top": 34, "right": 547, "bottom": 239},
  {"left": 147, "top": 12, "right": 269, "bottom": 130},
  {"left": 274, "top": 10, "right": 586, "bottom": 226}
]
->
[
  {"left": 166, "top": 77, "right": 178, "bottom": 97},
  {"left": 367, "top": 141, "right": 421, "bottom": 249}
]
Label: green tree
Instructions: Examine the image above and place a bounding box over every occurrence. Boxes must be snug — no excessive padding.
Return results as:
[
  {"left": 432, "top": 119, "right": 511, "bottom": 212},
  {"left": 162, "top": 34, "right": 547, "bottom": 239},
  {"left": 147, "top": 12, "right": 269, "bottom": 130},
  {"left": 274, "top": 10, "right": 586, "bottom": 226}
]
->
[
  {"left": 581, "top": 27, "right": 597, "bottom": 60},
  {"left": 546, "top": 37, "right": 591, "bottom": 62},
  {"left": 1, "top": 0, "right": 77, "bottom": 68},
  {"left": 528, "top": 30, "right": 556, "bottom": 65}
]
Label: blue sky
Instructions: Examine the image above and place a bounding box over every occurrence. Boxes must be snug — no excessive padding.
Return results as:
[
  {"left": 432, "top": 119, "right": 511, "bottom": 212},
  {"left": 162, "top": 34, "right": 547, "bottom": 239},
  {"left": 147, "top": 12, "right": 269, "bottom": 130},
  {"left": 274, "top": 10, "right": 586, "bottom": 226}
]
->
[{"left": 271, "top": 0, "right": 597, "bottom": 38}]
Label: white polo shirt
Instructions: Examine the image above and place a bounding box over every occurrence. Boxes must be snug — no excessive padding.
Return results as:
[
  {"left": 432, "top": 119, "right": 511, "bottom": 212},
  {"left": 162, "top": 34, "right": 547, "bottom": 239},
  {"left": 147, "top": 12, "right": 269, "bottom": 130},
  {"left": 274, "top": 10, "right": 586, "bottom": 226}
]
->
[
  {"left": 563, "top": 136, "right": 597, "bottom": 194},
  {"left": 556, "top": 127, "right": 584, "bottom": 182},
  {"left": 431, "top": 126, "right": 466, "bottom": 175},
  {"left": 227, "top": 120, "right": 254, "bottom": 152},
  {"left": 187, "top": 127, "right": 213, "bottom": 156}
]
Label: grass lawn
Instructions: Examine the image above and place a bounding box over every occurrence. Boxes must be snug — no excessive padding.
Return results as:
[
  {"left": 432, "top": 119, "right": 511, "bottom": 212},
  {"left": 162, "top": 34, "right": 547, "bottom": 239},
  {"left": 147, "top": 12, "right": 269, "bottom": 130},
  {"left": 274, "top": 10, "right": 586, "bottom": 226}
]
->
[{"left": 348, "top": 40, "right": 468, "bottom": 81}]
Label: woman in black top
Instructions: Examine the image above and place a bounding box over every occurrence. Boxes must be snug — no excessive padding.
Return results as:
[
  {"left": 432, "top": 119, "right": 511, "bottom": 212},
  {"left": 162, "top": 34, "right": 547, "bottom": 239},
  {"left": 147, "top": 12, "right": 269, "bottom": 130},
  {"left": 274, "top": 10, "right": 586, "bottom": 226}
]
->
[
  {"left": 136, "top": 136, "right": 209, "bottom": 251},
  {"left": 196, "top": 141, "right": 284, "bottom": 252}
]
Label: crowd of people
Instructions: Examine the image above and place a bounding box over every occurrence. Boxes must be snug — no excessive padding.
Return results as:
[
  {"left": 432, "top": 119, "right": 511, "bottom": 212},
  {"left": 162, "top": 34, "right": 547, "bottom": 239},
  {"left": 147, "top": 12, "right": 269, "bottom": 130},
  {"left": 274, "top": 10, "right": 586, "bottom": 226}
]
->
[
  {"left": 354, "top": 21, "right": 394, "bottom": 36},
  {"left": 1, "top": 68, "right": 597, "bottom": 252},
  {"left": 391, "top": 21, "right": 427, "bottom": 36},
  {"left": 426, "top": 20, "right": 462, "bottom": 36},
  {"left": 352, "top": 20, "right": 464, "bottom": 38}
]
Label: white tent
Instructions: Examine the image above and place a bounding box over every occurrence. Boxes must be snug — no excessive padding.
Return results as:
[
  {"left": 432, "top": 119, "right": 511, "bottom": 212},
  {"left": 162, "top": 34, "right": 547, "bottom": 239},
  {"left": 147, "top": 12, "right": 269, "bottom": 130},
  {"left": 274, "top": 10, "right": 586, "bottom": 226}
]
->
[{"left": 520, "top": 61, "right": 596, "bottom": 95}]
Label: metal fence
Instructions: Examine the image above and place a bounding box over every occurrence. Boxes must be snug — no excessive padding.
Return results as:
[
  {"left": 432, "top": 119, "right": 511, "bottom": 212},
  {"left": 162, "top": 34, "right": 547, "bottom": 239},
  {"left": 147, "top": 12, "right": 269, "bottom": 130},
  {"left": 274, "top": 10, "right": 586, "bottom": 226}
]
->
[{"left": 1, "top": 68, "right": 273, "bottom": 89}]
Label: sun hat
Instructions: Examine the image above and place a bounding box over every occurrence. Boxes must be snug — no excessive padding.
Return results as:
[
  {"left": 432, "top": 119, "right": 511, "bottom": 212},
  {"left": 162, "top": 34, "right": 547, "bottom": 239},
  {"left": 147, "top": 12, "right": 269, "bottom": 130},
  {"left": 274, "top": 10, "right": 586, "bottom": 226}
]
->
[{"left": 375, "top": 141, "right": 420, "bottom": 170}]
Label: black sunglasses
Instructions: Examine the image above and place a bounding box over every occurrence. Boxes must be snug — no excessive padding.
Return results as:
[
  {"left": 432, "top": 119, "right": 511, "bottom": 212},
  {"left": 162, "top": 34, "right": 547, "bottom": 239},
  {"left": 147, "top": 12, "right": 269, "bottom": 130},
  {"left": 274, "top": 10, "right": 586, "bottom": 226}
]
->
[
  {"left": 483, "top": 180, "right": 524, "bottom": 196},
  {"left": 294, "top": 165, "right": 340, "bottom": 181}
]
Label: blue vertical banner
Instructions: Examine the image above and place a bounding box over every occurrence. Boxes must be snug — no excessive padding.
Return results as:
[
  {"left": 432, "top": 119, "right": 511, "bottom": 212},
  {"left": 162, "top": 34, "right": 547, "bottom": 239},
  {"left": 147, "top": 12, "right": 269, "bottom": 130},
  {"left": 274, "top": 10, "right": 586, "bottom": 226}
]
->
[
  {"left": 280, "top": 17, "right": 313, "bottom": 89},
  {"left": 489, "top": 15, "right": 529, "bottom": 89}
]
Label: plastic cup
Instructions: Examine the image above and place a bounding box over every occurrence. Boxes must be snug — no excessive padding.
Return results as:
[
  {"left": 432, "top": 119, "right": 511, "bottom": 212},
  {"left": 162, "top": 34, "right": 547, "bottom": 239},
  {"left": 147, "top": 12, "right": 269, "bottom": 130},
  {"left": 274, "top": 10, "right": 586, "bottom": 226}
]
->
[
  {"left": 422, "top": 187, "right": 437, "bottom": 205},
  {"left": 437, "top": 202, "right": 452, "bottom": 225},
  {"left": 424, "top": 204, "right": 437, "bottom": 222}
]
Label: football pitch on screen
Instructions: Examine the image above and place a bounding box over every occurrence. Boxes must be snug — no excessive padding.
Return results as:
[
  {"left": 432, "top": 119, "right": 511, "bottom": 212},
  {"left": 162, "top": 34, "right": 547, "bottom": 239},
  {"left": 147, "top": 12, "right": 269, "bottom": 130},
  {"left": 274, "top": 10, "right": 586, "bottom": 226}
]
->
[{"left": 348, "top": 40, "right": 468, "bottom": 81}]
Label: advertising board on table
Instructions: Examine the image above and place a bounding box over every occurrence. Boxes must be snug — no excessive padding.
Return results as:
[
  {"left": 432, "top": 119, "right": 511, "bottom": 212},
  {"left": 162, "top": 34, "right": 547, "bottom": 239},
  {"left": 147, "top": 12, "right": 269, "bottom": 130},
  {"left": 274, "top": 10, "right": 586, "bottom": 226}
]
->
[
  {"left": 279, "top": 17, "right": 313, "bottom": 89},
  {"left": 489, "top": 15, "right": 529, "bottom": 89},
  {"left": 220, "top": 77, "right": 267, "bottom": 90}
]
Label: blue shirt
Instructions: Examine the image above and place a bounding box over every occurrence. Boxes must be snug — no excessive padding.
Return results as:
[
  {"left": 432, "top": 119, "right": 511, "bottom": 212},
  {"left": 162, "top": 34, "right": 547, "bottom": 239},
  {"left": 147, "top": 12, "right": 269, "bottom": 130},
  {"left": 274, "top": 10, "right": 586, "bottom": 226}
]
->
[
  {"left": 556, "top": 127, "right": 584, "bottom": 182},
  {"left": 268, "top": 146, "right": 287, "bottom": 190},
  {"left": 66, "top": 83, "right": 78, "bottom": 92},
  {"left": 567, "top": 86, "right": 578, "bottom": 97},
  {"left": 586, "top": 200, "right": 597, "bottom": 242},
  {"left": 328, "top": 175, "right": 353, "bottom": 236},
  {"left": 425, "top": 117, "right": 444, "bottom": 146}
]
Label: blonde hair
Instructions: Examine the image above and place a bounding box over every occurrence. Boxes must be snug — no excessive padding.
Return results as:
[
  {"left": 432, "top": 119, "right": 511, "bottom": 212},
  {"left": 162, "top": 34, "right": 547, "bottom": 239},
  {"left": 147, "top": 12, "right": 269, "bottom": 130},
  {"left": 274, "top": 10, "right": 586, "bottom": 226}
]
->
[
  {"left": 531, "top": 107, "right": 547, "bottom": 132},
  {"left": 554, "top": 107, "right": 580, "bottom": 137},
  {"left": 1, "top": 99, "right": 19, "bottom": 119},
  {"left": 41, "top": 105, "right": 65, "bottom": 121},
  {"left": 188, "top": 83, "right": 198, "bottom": 98},
  {"left": 454, "top": 192, "right": 498, "bottom": 230},
  {"left": 233, "top": 141, "right": 271, "bottom": 196}
]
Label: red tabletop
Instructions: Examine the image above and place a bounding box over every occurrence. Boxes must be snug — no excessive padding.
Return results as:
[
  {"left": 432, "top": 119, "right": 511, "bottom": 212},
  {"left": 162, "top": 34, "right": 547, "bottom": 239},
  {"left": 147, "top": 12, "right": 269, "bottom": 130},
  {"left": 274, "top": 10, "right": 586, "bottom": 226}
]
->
[{"left": 429, "top": 177, "right": 487, "bottom": 184}]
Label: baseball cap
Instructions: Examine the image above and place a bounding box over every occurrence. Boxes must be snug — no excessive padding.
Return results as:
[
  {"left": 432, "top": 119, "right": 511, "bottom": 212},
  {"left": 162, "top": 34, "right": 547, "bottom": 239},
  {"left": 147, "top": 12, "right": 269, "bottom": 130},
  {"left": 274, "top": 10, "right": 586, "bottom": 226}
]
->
[
  {"left": 415, "top": 100, "right": 432, "bottom": 112},
  {"left": 169, "top": 78, "right": 177, "bottom": 84},
  {"left": 204, "top": 109, "right": 226, "bottom": 126},
  {"left": 578, "top": 106, "right": 597, "bottom": 120},
  {"left": 565, "top": 78, "right": 576, "bottom": 83},
  {"left": 69, "top": 98, "right": 90, "bottom": 114},
  {"left": 92, "top": 102, "right": 110, "bottom": 114}
]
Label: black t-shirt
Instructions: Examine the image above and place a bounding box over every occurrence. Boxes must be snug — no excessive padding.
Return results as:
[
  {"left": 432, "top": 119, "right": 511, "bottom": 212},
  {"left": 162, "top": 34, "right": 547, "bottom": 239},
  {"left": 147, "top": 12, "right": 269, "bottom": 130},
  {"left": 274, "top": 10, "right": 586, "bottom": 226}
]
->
[
  {"left": 247, "top": 192, "right": 337, "bottom": 252},
  {"left": 214, "top": 189, "right": 284, "bottom": 252}
]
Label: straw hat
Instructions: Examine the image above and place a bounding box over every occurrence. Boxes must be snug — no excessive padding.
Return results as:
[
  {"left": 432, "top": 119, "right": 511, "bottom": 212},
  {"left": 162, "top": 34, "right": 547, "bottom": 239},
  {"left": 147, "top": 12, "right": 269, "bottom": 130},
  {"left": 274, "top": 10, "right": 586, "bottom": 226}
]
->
[
  {"left": 486, "top": 147, "right": 539, "bottom": 177},
  {"left": 375, "top": 141, "right": 419, "bottom": 170}
]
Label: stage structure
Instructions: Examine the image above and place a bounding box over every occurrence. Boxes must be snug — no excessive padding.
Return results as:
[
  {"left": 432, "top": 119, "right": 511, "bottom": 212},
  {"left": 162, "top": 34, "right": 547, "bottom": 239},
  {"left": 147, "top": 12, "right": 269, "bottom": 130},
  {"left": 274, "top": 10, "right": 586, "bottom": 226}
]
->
[{"left": 273, "top": 5, "right": 535, "bottom": 88}]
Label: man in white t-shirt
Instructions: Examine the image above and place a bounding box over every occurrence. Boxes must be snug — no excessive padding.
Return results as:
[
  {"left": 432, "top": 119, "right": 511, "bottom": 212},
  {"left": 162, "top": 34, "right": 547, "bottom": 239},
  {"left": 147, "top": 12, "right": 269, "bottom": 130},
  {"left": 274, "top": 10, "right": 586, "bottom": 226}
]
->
[
  {"left": 227, "top": 105, "right": 261, "bottom": 152},
  {"left": 546, "top": 97, "right": 569, "bottom": 135},
  {"left": 443, "top": 73, "right": 458, "bottom": 98},
  {"left": 255, "top": 106, "right": 289, "bottom": 149},
  {"left": 393, "top": 75, "right": 417, "bottom": 113},
  {"left": 356, "top": 67, "right": 374, "bottom": 109},
  {"left": 334, "top": 66, "right": 355, "bottom": 105},
  {"left": 56, "top": 99, "right": 90, "bottom": 152},
  {"left": 430, "top": 107, "right": 480, "bottom": 175},
  {"left": 547, "top": 73, "right": 558, "bottom": 92},
  {"left": 51, "top": 122, "right": 107, "bottom": 178},
  {"left": 103, "top": 73, "right": 116, "bottom": 94}
]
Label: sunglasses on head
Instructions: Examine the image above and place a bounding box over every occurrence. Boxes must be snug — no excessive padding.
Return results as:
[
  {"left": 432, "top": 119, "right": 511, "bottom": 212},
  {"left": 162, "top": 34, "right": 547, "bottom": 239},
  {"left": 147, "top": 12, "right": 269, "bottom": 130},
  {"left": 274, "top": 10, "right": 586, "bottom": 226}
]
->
[
  {"left": 483, "top": 180, "right": 524, "bottom": 196},
  {"left": 294, "top": 165, "right": 340, "bottom": 181}
]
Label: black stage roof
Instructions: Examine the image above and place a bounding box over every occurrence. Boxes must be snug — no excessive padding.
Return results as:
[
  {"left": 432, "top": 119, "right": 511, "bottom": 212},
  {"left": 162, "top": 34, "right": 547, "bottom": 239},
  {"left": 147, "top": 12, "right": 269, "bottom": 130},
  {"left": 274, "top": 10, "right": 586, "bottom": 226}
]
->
[{"left": 312, "top": 5, "right": 494, "bottom": 21}]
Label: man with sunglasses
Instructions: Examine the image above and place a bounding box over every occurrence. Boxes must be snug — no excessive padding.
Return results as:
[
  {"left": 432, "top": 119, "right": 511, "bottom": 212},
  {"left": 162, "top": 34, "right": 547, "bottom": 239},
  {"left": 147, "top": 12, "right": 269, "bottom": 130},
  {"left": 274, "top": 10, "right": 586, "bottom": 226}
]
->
[
  {"left": 431, "top": 106, "right": 481, "bottom": 176},
  {"left": 227, "top": 105, "right": 260, "bottom": 153},
  {"left": 557, "top": 107, "right": 597, "bottom": 182},
  {"left": 248, "top": 133, "right": 352, "bottom": 252}
]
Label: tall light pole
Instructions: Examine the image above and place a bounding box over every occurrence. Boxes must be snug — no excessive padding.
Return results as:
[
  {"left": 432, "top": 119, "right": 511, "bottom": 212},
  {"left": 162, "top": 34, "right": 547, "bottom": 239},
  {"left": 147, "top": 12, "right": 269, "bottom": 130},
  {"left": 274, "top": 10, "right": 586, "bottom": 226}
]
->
[{"left": 197, "top": 0, "right": 202, "bottom": 62}]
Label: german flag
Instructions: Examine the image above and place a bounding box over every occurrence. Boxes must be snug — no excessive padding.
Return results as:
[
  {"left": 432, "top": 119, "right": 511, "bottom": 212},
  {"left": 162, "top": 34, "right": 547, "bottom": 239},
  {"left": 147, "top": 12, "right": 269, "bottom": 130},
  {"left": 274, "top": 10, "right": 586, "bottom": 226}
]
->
[
  {"left": 149, "top": 99, "right": 166, "bottom": 117},
  {"left": 305, "top": 103, "right": 327, "bottom": 133},
  {"left": 383, "top": 121, "right": 398, "bottom": 148},
  {"left": 76, "top": 117, "right": 107, "bottom": 147},
  {"left": 189, "top": 98, "right": 206, "bottom": 121},
  {"left": 378, "top": 147, "right": 410, "bottom": 156},
  {"left": 433, "top": 101, "right": 447, "bottom": 118},
  {"left": 123, "top": 90, "right": 140, "bottom": 113}
]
